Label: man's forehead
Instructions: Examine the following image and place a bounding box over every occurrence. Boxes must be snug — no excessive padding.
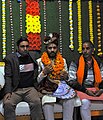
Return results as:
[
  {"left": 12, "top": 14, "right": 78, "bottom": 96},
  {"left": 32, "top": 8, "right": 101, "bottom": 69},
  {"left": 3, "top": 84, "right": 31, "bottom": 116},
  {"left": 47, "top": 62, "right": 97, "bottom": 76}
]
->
[
  {"left": 83, "top": 43, "right": 90, "bottom": 48},
  {"left": 47, "top": 43, "right": 57, "bottom": 47}
]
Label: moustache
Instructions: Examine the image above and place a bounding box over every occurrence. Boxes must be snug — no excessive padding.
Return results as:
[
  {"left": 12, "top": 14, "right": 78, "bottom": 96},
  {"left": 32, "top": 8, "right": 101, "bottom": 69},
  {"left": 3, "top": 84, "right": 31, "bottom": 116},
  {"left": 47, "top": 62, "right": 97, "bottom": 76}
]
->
[{"left": 20, "top": 50, "right": 29, "bottom": 57}]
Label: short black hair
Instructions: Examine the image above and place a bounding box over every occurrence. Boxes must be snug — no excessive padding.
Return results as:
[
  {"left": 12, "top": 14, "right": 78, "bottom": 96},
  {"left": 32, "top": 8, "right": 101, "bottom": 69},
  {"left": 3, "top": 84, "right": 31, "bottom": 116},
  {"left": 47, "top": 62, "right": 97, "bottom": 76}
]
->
[
  {"left": 17, "top": 37, "right": 29, "bottom": 47},
  {"left": 83, "top": 40, "right": 94, "bottom": 49}
]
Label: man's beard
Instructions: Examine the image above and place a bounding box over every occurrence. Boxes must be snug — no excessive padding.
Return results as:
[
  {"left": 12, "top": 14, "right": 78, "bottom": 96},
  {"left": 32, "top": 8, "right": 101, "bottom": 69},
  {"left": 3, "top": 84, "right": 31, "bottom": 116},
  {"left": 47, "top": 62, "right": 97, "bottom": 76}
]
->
[
  {"left": 83, "top": 53, "right": 89, "bottom": 58},
  {"left": 48, "top": 52, "right": 57, "bottom": 59},
  {"left": 19, "top": 50, "right": 29, "bottom": 57}
]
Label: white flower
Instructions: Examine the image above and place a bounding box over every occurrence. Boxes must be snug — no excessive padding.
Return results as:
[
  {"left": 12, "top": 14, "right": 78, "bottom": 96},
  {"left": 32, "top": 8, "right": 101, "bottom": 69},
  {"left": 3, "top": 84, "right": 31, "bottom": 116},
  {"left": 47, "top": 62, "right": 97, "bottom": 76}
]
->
[{"left": 49, "top": 33, "right": 53, "bottom": 38}]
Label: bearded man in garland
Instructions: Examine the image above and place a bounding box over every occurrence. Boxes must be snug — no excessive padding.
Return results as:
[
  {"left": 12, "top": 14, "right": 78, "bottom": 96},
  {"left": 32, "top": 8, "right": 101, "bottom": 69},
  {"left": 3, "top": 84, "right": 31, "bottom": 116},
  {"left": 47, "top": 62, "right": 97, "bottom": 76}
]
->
[{"left": 37, "top": 32, "right": 76, "bottom": 120}]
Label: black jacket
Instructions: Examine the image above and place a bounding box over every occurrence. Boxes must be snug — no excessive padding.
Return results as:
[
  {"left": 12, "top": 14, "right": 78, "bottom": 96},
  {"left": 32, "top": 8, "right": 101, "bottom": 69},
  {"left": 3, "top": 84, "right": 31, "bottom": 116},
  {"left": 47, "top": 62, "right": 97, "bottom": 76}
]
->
[{"left": 3, "top": 51, "right": 40, "bottom": 96}]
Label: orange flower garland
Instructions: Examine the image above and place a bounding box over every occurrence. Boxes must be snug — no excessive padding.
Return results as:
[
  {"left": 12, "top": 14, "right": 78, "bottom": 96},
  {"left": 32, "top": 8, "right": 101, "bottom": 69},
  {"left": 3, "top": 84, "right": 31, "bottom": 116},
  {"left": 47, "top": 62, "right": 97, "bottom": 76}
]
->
[
  {"left": 25, "top": 0, "right": 41, "bottom": 50},
  {"left": 41, "top": 52, "right": 64, "bottom": 80}
]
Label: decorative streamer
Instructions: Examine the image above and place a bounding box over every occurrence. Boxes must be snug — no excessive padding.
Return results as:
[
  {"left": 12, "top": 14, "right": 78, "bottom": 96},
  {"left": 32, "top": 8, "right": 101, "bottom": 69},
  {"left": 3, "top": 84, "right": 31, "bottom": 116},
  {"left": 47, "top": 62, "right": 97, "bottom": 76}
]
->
[
  {"left": 96, "top": 2, "right": 103, "bottom": 57},
  {"left": 43, "top": 0, "right": 47, "bottom": 37},
  {"left": 69, "top": 0, "right": 74, "bottom": 51},
  {"left": 9, "top": 0, "right": 15, "bottom": 53},
  {"left": 77, "top": 0, "right": 82, "bottom": 53},
  {"left": 58, "top": 0, "right": 62, "bottom": 54},
  {"left": 2, "top": 0, "right": 6, "bottom": 59},
  {"left": 88, "top": 0, "right": 94, "bottom": 44},
  {"left": 25, "top": 0, "right": 41, "bottom": 51},
  {"left": 19, "top": 0, "right": 23, "bottom": 36}
]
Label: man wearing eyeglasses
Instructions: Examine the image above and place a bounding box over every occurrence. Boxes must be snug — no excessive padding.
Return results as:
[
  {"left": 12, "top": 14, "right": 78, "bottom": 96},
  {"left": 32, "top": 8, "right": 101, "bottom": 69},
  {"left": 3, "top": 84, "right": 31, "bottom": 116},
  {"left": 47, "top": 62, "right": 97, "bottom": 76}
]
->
[{"left": 3, "top": 37, "right": 42, "bottom": 120}]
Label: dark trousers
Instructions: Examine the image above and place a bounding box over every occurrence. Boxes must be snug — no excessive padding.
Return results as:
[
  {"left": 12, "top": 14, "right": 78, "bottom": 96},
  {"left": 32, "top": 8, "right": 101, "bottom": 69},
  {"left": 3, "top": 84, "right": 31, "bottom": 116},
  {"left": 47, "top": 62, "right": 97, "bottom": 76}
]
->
[{"left": 73, "top": 107, "right": 82, "bottom": 120}]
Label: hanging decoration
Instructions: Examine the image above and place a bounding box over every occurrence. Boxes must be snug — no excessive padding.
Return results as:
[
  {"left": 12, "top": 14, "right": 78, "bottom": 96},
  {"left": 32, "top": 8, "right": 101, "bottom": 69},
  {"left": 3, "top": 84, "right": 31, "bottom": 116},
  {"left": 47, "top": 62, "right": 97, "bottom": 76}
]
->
[
  {"left": 43, "top": 0, "right": 47, "bottom": 37},
  {"left": 69, "top": 0, "right": 74, "bottom": 51},
  {"left": 2, "top": 0, "right": 6, "bottom": 59},
  {"left": 19, "top": 0, "right": 23, "bottom": 36},
  {"left": 96, "top": 2, "right": 103, "bottom": 57},
  {"left": 25, "top": 0, "right": 41, "bottom": 51},
  {"left": 58, "top": 0, "right": 62, "bottom": 54},
  {"left": 9, "top": 0, "right": 15, "bottom": 53},
  {"left": 88, "top": 0, "right": 94, "bottom": 44},
  {"left": 77, "top": 0, "right": 82, "bottom": 53}
]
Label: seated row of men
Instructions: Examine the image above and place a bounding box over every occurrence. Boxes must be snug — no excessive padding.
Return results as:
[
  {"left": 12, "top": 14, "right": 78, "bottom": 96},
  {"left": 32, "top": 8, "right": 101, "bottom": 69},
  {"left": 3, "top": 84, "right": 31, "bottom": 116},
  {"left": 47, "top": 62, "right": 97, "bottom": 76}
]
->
[{"left": 0, "top": 32, "right": 103, "bottom": 120}]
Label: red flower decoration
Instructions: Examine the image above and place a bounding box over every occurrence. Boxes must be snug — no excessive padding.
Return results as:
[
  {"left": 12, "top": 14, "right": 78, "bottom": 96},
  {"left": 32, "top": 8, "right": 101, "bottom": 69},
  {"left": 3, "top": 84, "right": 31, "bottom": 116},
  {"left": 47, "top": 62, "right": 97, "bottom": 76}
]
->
[{"left": 26, "top": 0, "right": 41, "bottom": 50}]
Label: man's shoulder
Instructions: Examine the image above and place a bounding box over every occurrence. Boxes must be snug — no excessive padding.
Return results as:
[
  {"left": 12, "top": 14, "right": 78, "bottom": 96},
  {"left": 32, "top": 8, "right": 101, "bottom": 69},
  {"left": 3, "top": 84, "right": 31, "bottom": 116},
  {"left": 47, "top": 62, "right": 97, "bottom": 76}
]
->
[
  {"left": 5, "top": 53, "right": 17, "bottom": 59},
  {"left": 29, "top": 51, "right": 41, "bottom": 59},
  {"left": 93, "top": 55, "right": 101, "bottom": 65}
]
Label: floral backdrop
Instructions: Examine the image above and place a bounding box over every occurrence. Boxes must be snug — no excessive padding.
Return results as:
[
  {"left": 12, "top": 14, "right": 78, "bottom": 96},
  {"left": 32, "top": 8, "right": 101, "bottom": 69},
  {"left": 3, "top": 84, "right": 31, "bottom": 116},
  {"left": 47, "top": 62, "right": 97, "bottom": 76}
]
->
[{"left": 0, "top": 0, "right": 103, "bottom": 63}]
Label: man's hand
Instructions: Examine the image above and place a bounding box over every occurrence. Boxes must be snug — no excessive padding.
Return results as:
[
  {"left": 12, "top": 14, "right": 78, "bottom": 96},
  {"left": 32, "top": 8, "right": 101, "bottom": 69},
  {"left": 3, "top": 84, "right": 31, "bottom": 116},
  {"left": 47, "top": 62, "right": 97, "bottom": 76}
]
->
[
  {"left": 95, "top": 89, "right": 103, "bottom": 97},
  {"left": 85, "top": 89, "right": 95, "bottom": 96},
  {"left": 60, "top": 71, "right": 68, "bottom": 80},
  {"left": 4, "top": 93, "right": 12, "bottom": 101},
  {"left": 43, "top": 64, "right": 53, "bottom": 75}
]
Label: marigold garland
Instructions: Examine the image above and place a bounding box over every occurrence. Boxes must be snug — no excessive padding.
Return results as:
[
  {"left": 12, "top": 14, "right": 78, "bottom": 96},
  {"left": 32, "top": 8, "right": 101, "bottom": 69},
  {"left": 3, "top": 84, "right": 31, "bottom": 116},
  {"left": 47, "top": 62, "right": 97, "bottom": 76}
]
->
[
  {"left": 96, "top": 2, "right": 103, "bottom": 57},
  {"left": 88, "top": 0, "right": 94, "bottom": 44},
  {"left": 25, "top": 0, "right": 41, "bottom": 50},
  {"left": 69, "top": 0, "right": 74, "bottom": 50},
  {"left": 2, "top": 0, "right": 6, "bottom": 59},
  {"left": 41, "top": 52, "right": 64, "bottom": 80},
  {"left": 77, "top": 0, "right": 82, "bottom": 53}
]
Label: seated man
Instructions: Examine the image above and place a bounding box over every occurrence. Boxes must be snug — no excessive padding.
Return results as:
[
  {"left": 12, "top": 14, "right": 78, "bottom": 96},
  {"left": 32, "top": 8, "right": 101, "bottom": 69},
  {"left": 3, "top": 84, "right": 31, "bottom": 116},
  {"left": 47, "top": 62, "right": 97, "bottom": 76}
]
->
[
  {"left": 37, "top": 32, "right": 76, "bottom": 120},
  {"left": 3, "top": 37, "right": 42, "bottom": 120},
  {"left": 68, "top": 41, "right": 103, "bottom": 120}
]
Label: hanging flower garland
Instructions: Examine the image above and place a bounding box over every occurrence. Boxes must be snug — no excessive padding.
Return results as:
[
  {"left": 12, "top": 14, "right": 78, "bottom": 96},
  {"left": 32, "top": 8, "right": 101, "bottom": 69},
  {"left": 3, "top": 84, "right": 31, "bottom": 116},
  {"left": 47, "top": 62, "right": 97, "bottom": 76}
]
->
[
  {"left": 2, "top": 0, "right": 6, "bottom": 59},
  {"left": 77, "top": 0, "right": 82, "bottom": 53},
  {"left": 19, "top": 0, "right": 23, "bottom": 36},
  {"left": 9, "top": 0, "right": 15, "bottom": 53},
  {"left": 43, "top": 0, "right": 47, "bottom": 37},
  {"left": 41, "top": 52, "right": 64, "bottom": 80},
  {"left": 25, "top": 0, "right": 41, "bottom": 50},
  {"left": 96, "top": 2, "right": 103, "bottom": 57},
  {"left": 69, "top": 0, "right": 74, "bottom": 51},
  {"left": 58, "top": 0, "right": 62, "bottom": 54},
  {"left": 88, "top": 0, "right": 94, "bottom": 44}
]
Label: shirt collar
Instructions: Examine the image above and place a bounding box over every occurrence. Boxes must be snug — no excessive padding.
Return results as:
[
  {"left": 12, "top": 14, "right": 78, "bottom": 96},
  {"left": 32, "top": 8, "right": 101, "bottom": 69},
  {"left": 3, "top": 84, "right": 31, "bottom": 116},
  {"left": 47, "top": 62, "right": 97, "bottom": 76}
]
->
[{"left": 16, "top": 52, "right": 21, "bottom": 57}]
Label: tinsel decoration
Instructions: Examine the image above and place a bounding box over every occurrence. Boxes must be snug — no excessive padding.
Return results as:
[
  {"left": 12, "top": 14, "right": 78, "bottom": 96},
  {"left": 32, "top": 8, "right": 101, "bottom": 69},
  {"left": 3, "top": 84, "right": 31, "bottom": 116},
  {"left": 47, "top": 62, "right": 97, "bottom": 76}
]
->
[
  {"left": 58, "top": 0, "right": 62, "bottom": 54},
  {"left": 9, "top": 0, "right": 15, "bottom": 53}
]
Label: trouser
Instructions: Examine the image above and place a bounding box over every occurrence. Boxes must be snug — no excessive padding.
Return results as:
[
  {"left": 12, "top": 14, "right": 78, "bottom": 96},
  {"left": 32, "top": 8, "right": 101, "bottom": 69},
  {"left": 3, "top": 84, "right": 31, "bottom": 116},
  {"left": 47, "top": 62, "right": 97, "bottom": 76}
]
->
[
  {"left": 80, "top": 99, "right": 91, "bottom": 120},
  {"left": 43, "top": 98, "right": 75, "bottom": 120},
  {"left": 3, "top": 87, "right": 42, "bottom": 120}
]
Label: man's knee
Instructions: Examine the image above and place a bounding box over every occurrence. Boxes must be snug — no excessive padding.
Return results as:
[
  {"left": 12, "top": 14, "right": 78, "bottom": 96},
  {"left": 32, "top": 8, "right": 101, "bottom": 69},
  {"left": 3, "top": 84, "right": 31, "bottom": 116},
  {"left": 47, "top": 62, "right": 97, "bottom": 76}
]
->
[
  {"left": 4, "top": 99, "right": 14, "bottom": 107},
  {"left": 81, "top": 99, "right": 91, "bottom": 109}
]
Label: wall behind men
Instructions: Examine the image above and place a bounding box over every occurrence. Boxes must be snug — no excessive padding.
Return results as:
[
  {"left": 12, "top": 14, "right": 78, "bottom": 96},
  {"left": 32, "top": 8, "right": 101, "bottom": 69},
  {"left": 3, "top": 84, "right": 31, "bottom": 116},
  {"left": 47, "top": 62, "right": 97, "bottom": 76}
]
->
[{"left": 0, "top": 0, "right": 103, "bottom": 65}]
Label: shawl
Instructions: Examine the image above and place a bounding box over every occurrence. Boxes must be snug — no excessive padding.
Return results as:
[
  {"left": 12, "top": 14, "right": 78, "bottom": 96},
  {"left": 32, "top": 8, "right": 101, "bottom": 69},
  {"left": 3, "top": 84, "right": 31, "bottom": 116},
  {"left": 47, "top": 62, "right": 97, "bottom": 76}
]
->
[{"left": 77, "top": 55, "right": 102, "bottom": 88}]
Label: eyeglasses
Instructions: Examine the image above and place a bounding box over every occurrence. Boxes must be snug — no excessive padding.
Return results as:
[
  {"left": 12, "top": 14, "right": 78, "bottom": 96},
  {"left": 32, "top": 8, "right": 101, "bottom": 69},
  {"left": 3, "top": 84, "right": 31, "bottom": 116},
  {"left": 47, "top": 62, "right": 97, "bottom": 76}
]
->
[{"left": 20, "top": 45, "right": 29, "bottom": 48}]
